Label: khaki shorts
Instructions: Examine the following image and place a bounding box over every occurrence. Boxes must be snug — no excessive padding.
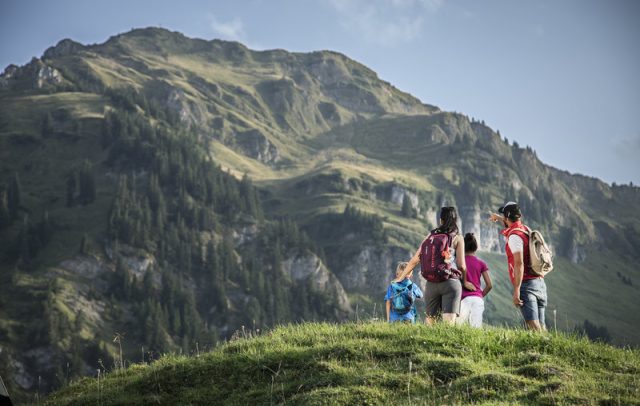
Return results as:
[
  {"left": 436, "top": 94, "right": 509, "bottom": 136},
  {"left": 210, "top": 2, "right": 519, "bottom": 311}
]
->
[{"left": 425, "top": 278, "right": 462, "bottom": 317}]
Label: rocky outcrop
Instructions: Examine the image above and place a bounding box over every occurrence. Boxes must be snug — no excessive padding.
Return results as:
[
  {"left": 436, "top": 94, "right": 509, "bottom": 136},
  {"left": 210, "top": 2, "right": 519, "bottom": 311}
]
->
[
  {"left": 166, "top": 87, "right": 206, "bottom": 127},
  {"left": 338, "top": 245, "right": 420, "bottom": 295},
  {"left": 54, "top": 256, "right": 110, "bottom": 326},
  {"left": 105, "top": 244, "right": 158, "bottom": 282},
  {"left": 0, "top": 64, "right": 19, "bottom": 89},
  {"left": 11, "top": 358, "right": 35, "bottom": 390},
  {"left": 458, "top": 205, "right": 503, "bottom": 253},
  {"left": 0, "top": 58, "right": 62, "bottom": 90},
  {"left": 144, "top": 80, "right": 207, "bottom": 128},
  {"left": 282, "top": 253, "right": 351, "bottom": 314},
  {"left": 59, "top": 255, "right": 111, "bottom": 280},
  {"left": 375, "top": 183, "right": 420, "bottom": 216},
  {"left": 568, "top": 244, "right": 587, "bottom": 264},
  {"left": 306, "top": 54, "right": 351, "bottom": 86},
  {"left": 436, "top": 113, "right": 476, "bottom": 144},
  {"left": 43, "top": 38, "right": 85, "bottom": 59},
  {"left": 232, "top": 223, "right": 259, "bottom": 246},
  {"left": 234, "top": 129, "right": 280, "bottom": 164},
  {"left": 36, "top": 64, "right": 62, "bottom": 88},
  {"left": 427, "top": 124, "right": 449, "bottom": 143}
]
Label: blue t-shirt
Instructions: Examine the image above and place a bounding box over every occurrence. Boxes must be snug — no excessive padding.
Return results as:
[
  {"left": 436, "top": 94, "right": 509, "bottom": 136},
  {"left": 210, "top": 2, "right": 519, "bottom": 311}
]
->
[{"left": 384, "top": 279, "right": 423, "bottom": 323}]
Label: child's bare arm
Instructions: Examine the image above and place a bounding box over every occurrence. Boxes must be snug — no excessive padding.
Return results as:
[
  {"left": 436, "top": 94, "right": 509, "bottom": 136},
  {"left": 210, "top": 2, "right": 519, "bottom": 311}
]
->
[
  {"left": 481, "top": 271, "right": 492, "bottom": 297},
  {"left": 385, "top": 300, "right": 391, "bottom": 322},
  {"left": 394, "top": 247, "right": 421, "bottom": 282}
]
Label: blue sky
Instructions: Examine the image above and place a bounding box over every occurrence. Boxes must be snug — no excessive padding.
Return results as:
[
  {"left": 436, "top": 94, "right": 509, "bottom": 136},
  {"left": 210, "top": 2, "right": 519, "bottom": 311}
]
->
[{"left": 1, "top": 0, "right": 639, "bottom": 185}]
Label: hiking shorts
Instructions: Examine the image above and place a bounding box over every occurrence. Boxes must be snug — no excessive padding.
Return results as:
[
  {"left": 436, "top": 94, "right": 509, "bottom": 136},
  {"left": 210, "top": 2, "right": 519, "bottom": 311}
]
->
[
  {"left": 520, "top": 278, "right": 547, "bottom": 327},
  {"left": 425, "top": 279, "right": 462, "bottom": 317}
]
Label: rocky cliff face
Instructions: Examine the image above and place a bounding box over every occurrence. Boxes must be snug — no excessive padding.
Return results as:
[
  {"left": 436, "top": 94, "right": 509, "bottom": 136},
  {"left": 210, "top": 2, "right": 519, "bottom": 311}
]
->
[
  {"left": 163, "top": 86, "right": 208, "bottom": 128},
  {"left": 234, "top": 129, "right": 280, "bottom": 164},
  {"left": 458, "top": 205, "right": 504, "bottom": 253},
  {"left": 282, "top": 254, "right": 351, "bottom": 314},
  {"left": 338, "top": 245, "right": 418, "bottom": 295},
  {"left": 0, "top": 58, "right": 63, "bottom": 91},
  {"left": 375, "top": 183, "right": 421, "bottom": 216}
]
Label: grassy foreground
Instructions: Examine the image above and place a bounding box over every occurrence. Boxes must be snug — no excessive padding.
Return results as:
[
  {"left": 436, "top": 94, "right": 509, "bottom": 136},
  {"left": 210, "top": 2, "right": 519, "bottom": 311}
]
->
[{"left": 45, "top": 322, "right": 639, "bottom": 405}]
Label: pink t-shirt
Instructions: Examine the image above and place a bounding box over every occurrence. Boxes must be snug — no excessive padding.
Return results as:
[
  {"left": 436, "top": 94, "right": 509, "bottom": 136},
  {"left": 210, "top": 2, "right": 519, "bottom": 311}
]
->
[{"left": 462, "top": 255, "right": 489, "bottom": 299}]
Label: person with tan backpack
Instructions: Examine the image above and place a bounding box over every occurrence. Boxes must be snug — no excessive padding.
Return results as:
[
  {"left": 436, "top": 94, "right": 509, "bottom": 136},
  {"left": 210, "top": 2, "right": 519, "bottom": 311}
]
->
[{"left": 489, "top": 202, "right": 553, "bottom": 331}]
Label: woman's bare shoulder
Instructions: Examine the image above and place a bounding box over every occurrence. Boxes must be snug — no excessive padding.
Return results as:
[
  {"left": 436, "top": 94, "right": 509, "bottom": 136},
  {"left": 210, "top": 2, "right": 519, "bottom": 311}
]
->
[{"left": 452, "top": 234, "right": 463, "bottom": 247}]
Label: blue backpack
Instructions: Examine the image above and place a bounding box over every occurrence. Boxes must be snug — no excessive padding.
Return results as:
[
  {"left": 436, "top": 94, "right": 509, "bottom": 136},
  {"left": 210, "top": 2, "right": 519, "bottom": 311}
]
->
[{"left": 391, "top": 281, "right": 415, "bottom": 314}]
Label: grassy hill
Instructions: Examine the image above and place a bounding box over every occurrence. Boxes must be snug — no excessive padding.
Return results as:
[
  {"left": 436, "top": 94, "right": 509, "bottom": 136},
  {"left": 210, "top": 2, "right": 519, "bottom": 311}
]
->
[{"left": 44, "top": 322, "right": 640, "bottom": 405}]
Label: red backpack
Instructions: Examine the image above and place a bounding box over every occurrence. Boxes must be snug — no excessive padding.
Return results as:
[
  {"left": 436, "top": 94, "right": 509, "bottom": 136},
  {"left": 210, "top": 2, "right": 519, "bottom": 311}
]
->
[{"left": 419, "top": 231, "right": 459, "bottom": 282}]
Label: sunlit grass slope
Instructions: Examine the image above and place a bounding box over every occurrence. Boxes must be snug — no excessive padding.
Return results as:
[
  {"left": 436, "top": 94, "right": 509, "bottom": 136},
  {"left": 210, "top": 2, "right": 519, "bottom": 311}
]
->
[{"left": 45, "top": 322, "right": 640, "bottom": 405}]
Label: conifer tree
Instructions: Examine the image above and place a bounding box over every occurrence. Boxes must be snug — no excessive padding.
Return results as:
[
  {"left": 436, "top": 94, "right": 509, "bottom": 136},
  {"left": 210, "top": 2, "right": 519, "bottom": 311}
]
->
[
  {"left": 18, "top": 214, "right": 30, "bottom": 264},
  {"left": 0, "top": 188, "right": 10, "bottom": 228},
  {"left": 66, "top": 172, "right": 77, "bottom": 207},
  {"left": 78, "top": 161, "right": 96, "bottom": 204},
  {"left": 38, "top": 210, "right": 52, "bottom": 245},
  {"left": 8, "top": 172, "right": 21, "bottom": 218},
  {"left": 80, "top": 233, "right": 89, "bottom": 255}
]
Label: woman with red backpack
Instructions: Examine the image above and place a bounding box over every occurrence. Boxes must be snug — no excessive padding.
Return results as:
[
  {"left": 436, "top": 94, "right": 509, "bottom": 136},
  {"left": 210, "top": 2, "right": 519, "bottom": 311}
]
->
[{"left": 395, "top": 207, "right": 475, "bottom": 325}]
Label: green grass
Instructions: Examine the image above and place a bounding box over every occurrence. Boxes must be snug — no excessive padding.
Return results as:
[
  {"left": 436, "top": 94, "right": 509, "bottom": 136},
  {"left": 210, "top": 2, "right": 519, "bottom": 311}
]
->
[
  {"left": 0, "top": 92, "right": 106, "bottom": 136},
  {"left": 44, "top": 322, "right": 640, "bottom": 405}
]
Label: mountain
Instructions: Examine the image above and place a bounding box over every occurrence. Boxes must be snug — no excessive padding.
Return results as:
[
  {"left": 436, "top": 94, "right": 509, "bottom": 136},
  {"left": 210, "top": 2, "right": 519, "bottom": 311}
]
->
[
  {"left": 0, "top": 27, "right": 639, "bottom": 402},
  {"left": 45, "top": 323, "right": 640, "bottom": 405}
]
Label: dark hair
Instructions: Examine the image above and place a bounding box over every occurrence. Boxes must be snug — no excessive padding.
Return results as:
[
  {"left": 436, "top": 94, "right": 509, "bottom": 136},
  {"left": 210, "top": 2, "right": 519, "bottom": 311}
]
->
[
  {"left": 435, "top": 206, "right": 459, "bottom": 235},
  {"left": 504, "top": 206, "right": 522, "bottom": 222},
  {"left": 464, "top": 233, "right": 478, "bottom": 253}
]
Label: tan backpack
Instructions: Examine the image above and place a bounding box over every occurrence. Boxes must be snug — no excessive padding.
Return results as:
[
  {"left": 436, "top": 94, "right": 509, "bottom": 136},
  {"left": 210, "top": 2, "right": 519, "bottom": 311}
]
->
[{"left": 513, "top": 227, "right": 554, "bottom": 277}]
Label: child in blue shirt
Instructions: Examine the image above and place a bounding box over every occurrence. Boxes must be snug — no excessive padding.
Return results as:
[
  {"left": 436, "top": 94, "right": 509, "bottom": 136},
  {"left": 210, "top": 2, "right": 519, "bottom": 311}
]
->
[{"left": 385, "top": 262, "right": 423, "bottom": 323}]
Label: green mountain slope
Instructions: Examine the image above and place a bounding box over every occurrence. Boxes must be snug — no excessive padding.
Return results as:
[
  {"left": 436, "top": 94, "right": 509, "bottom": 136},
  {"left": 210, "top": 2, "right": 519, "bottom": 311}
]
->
[
  {"left": 45, "top": 322, "right": 640, "bottom": 405},
  {"left": 0, "top": 26, "right": 639, "bottom": 402}
]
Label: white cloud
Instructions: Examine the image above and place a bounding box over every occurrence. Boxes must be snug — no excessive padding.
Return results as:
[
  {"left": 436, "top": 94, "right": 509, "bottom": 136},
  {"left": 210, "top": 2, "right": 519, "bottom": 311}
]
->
[
  {"left": 328, "top": 0, "right": 443, "bottom": 46},
  {"left": 208, "top": 14, "right": 246, "bottom": 42}
]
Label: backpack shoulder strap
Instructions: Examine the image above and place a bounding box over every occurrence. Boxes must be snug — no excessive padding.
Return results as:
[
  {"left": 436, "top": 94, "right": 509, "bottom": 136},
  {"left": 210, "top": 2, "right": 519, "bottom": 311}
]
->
[
  {"left": 449, "top": 233, "right": 460, "bottom": 248},
  {"left": 418, "top": 236, "right": 430, "bottom": 257},
  {"left": 392, "top": 281, "right": 407, "bottom": 290},
  {"left": 507, "top": 227, "right": 529, "bottom": 238}
]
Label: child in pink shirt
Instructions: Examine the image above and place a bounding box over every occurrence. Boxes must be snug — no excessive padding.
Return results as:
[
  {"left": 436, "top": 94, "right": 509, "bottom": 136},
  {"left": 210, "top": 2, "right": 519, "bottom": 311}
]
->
[{"left": 457, "top": 233, "right": 492, "bottom": 327}]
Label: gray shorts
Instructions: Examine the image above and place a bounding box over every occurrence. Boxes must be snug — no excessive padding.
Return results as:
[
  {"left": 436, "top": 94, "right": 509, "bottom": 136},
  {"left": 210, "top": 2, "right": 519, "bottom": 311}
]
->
[
  {"left": 425, "top": 279, "right": 462, "bottom": 317},
  {"left": 520, "top": 278, "right": 547, "bottom": 327}
]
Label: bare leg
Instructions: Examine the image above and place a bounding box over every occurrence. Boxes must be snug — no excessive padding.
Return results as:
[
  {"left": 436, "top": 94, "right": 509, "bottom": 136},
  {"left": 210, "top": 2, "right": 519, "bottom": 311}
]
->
[
  {"left": 525, "top": 320, "right": 542, "bottom": 331},
  {"left": 442, "top": 313, "right": 457, "bottom": 325},
  {"left": 425, "top": 316, "right": 436, "bottom": 326}
]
